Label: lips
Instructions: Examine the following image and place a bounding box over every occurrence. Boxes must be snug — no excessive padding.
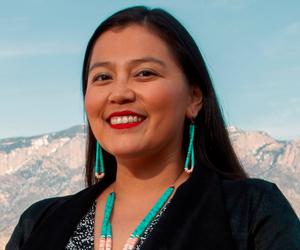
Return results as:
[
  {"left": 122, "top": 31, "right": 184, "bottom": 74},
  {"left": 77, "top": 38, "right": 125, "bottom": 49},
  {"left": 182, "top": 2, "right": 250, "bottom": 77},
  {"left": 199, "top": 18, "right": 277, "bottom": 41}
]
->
[{"left": 107, "top": 111, "right": 146, "bottom": 129}]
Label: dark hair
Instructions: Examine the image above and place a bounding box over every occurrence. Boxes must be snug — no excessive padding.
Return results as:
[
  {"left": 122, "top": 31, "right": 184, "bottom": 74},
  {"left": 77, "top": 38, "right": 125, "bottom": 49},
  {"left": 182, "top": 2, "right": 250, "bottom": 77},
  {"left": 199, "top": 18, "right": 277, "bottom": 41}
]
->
[{"left": 82, "top": 6, "right": 248, "bottom": 186}]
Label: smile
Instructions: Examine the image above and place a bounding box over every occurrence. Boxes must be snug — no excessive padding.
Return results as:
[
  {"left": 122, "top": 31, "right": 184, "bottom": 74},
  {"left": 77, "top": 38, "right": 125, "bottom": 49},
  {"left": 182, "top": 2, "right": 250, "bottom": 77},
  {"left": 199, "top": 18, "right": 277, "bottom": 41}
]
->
[
  {"left": 107, "top": 111, "right": 146, "bottom": 129},
  {"left": 110, "top": 116, "right": 145, "bottom": 125}
]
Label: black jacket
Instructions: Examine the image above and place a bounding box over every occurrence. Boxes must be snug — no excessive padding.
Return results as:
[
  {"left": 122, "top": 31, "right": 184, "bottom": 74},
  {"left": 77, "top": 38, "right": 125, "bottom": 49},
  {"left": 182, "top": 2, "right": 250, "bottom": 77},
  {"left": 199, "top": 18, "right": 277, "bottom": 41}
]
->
[{"left": 6, "top": 164, "right": 300, "bottom": 249}]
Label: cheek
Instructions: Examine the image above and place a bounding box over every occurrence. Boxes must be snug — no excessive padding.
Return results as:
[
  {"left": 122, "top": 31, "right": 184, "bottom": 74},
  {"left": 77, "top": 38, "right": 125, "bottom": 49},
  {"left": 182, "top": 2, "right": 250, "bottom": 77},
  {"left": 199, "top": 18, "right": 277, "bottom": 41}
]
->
[
  {"left": 84, "top": 91, "right": 94, "bottom": 118},
  {"left": 148, "top": 85, "right": 188, "bottom": 115},
  {"left": 84, "top": 88, "right": 104, "bottom": 119}
]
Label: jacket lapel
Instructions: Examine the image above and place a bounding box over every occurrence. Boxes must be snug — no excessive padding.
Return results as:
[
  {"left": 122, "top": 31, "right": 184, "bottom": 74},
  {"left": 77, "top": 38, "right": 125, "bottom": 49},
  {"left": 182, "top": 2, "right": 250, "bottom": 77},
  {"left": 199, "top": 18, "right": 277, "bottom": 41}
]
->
[
  {"left": 141, "top": 164, "right": 237, "bottom": 250},
  {"left": 20, "top": 177, "right": 114, "bottom": 250}
]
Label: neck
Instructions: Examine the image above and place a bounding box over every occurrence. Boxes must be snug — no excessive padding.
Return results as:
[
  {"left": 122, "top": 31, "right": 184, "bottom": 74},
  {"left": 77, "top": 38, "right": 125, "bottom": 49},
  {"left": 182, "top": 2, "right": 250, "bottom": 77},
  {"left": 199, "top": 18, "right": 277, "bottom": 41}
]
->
[{"left": 112, "top": 149, "right": 189, "bottom": 201}]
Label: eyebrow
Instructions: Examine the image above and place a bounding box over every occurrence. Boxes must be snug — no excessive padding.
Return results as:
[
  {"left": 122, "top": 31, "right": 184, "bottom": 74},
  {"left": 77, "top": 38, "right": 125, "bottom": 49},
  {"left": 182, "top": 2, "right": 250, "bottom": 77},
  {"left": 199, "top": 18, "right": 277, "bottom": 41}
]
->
[
  {"left": 89, "top": 57, "right": 167, "bottom": 72},
  {"left": 89, "top": 61, "right": 111, "bottom": 72}
]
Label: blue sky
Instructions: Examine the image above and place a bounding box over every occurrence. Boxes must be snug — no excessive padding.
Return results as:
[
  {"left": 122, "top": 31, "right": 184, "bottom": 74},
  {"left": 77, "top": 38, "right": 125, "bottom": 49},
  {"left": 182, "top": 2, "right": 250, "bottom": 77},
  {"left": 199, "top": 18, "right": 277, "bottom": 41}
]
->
[{"left": 0, "top": 0, "right": 299, "bottom": 140}]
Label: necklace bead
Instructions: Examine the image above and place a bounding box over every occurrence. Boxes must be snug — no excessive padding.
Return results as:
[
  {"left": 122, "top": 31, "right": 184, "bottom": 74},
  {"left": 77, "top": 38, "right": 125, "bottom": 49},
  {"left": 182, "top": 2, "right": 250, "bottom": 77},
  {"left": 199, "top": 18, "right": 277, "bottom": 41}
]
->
[{"left": 100, "top": 187, "right": 174, "bottom": 250}]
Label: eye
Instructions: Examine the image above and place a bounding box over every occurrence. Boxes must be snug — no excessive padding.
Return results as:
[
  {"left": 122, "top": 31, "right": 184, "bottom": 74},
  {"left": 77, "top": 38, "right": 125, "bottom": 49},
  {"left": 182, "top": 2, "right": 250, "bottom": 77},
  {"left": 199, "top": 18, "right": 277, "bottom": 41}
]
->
[
  {"left": 92, "top": 74, "right": 112, "bottom": 83},
  {"left": 136, "top": 70, "right": 158, "bottom": 78}
]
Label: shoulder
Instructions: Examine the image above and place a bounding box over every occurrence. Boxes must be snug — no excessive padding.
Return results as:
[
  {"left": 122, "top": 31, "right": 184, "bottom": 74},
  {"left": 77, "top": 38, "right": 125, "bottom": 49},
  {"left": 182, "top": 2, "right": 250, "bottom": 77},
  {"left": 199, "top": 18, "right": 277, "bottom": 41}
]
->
[
  {"left": 6, "top": 182, "right": 107, "bottom": 250},
  {"left": 11, "top": 184, "right": 96, "bottom": 234},
  {"left": 221, "top": 178, "right": 278, "bottom": 203},
  {"left": 221, "top": 178, "right": 284, "bottom": 225},
  {"left": 21, "top": 196, "right": 71, "bottom": 224},
  {"left": 221, "top": 178, "right": 300, "bottom": 249},
  {"left": 6, "top": 196, "right": 71, "bottom": 250},
  {"left": 221, "top": 178, "right": 296, "bottom": 219},
  {"left": 222, "top": 177, "right": 275, "bottom": 191},
  {"left": 221, "top": 177, "right": 297, "bottom": 222}
]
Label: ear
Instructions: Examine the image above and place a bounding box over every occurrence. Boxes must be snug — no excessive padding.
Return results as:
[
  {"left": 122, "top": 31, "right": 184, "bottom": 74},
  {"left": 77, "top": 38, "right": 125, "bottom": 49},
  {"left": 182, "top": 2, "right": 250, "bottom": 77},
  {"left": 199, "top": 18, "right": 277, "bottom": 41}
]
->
[{"left": 186, "top": 85, "right": 203, "bottom": 119}]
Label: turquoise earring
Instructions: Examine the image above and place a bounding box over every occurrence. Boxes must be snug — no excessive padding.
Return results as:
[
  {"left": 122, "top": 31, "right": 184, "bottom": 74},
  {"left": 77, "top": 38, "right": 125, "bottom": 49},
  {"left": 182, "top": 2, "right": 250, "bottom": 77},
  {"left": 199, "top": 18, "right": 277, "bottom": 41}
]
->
[
  {"left": 95, "top": 141, "right": 105, "bottom": 179},
  {"left": 184, "top": 119, "right": 195, "bottom": 174}
]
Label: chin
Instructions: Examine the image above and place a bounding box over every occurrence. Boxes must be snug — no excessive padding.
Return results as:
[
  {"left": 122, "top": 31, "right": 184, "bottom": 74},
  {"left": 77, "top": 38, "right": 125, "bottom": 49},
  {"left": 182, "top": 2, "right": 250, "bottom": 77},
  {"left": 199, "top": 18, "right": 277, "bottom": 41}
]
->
[{"left": 109, "top": 146, "right": 148, "bottom": 160}]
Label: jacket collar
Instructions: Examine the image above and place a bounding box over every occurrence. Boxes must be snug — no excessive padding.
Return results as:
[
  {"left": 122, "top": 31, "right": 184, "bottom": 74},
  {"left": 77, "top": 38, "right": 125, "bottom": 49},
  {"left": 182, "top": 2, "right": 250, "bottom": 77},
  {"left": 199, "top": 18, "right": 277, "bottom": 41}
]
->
[{"left": 142, "top": 164, "right": 237, "bottom": 249}]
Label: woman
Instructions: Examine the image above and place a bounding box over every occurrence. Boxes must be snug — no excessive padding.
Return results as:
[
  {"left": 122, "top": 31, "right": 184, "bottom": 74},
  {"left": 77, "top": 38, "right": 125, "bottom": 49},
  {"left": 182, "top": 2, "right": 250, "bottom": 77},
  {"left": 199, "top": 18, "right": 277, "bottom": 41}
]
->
[{"left": 6, "top": 6, "right": 300, "bottom": 250}]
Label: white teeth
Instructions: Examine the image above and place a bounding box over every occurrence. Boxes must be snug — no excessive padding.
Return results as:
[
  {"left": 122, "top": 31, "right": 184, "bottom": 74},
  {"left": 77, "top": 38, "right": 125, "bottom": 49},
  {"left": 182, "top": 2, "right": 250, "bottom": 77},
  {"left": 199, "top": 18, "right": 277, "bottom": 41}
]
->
[
  {"left": 110, "top": 116, "right": 144, "bottom": 125},
  {"left": 122, "top": 116, "right": 128, "bottom": 124},
  {"left": 111, "top": 118, "right": 116, "bottom": 125}
]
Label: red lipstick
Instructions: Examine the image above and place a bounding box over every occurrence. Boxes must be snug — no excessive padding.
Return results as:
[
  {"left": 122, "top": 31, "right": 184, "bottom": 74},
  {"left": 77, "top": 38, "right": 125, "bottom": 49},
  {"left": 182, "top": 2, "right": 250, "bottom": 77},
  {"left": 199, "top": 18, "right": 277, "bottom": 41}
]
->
[
  {"left": 107, "top": 111, "right": 146, "bottom": 129},
  {"left": 109, "top": 122, "right": 144, "bottom": 129}
]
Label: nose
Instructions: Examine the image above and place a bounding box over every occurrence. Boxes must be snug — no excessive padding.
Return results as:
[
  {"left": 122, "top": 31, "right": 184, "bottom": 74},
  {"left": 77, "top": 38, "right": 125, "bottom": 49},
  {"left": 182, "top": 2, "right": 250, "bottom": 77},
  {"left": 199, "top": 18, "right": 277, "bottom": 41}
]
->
[{"left": 108, "top": 78, "right": 135, "bottom": 105}]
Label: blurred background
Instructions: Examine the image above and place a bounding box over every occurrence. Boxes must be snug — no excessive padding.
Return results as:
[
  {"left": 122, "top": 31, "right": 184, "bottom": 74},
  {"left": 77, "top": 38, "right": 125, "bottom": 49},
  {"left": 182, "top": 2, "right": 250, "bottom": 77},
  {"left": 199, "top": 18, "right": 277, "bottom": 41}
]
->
[{"left": 0, "top": 0, "right": 299, "bottom": 140}]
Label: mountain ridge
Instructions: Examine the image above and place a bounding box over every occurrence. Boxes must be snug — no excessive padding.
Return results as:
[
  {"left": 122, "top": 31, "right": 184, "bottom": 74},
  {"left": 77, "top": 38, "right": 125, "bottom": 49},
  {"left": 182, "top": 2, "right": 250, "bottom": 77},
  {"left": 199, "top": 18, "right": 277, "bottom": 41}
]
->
[{"left": 0, "top": 124, "right": 299, "bottom": 249}]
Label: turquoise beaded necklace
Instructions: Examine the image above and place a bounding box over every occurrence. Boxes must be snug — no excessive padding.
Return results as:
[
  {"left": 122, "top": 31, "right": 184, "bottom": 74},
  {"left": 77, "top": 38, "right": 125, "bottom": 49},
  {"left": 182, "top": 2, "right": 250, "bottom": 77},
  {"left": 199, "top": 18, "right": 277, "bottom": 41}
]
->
[{"left": 99, "top": 173, "right": 183, "bottom": 250}]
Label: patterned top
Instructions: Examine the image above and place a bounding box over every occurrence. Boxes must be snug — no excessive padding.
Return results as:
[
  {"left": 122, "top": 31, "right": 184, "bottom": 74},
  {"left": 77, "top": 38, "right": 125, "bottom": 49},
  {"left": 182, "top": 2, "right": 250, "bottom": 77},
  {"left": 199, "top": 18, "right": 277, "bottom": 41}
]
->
[{"left": 65, "top": 200, "right": 168, "bottom": 250}]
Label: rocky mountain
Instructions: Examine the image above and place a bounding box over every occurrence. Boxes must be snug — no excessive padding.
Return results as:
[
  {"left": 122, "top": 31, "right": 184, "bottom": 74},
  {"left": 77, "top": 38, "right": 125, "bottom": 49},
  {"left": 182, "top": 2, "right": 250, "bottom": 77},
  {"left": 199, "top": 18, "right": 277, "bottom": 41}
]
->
[
  {"left": 0, "top": 125, "right": 86, "bottom": 249},
  {"left": 229, "top": 127, "right": 300, "bottom": 215},
  {"left": 0, "top": 125, "right": 299, "bottom": 249}
]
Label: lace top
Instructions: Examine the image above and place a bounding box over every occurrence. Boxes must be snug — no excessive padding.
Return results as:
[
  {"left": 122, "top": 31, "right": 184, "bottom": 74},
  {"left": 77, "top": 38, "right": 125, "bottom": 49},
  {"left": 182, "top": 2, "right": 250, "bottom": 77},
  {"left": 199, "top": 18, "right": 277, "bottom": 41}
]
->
[{"left": 65, "top": 200, "right": 168, "bottom": 249}]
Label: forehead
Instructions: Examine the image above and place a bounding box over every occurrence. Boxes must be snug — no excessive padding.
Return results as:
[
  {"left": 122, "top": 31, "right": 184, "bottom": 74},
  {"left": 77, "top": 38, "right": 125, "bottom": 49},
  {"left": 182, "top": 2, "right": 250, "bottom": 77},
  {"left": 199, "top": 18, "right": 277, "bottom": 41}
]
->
[{"left": 89, "top": 25, "right": 174, "bottom": 65}]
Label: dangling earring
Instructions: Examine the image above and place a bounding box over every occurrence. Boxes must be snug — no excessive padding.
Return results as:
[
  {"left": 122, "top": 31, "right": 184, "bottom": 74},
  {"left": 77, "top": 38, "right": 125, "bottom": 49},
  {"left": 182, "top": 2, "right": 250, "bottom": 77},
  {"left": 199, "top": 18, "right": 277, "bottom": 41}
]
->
[
  {"left": 184, "top": 119, "right": 195, "bottom": 174},
  {"left": 95, "top": 141, "right": 105, "bottom": 179}
]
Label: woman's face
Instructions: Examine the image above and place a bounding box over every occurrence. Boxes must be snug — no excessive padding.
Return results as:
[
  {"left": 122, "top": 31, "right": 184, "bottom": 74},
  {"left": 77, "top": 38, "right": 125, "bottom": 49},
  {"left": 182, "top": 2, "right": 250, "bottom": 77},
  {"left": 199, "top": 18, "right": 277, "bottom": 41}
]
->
[{"left": 85, "top": 25, "right": 196, "bottom": 161}]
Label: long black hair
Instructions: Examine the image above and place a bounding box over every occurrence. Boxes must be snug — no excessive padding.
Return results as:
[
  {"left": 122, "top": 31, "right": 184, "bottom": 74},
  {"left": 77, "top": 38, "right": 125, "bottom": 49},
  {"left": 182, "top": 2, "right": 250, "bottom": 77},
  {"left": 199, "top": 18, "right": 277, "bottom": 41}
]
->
[{"left": 82, "top": 6, "right": 248, "bottom": 186}]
